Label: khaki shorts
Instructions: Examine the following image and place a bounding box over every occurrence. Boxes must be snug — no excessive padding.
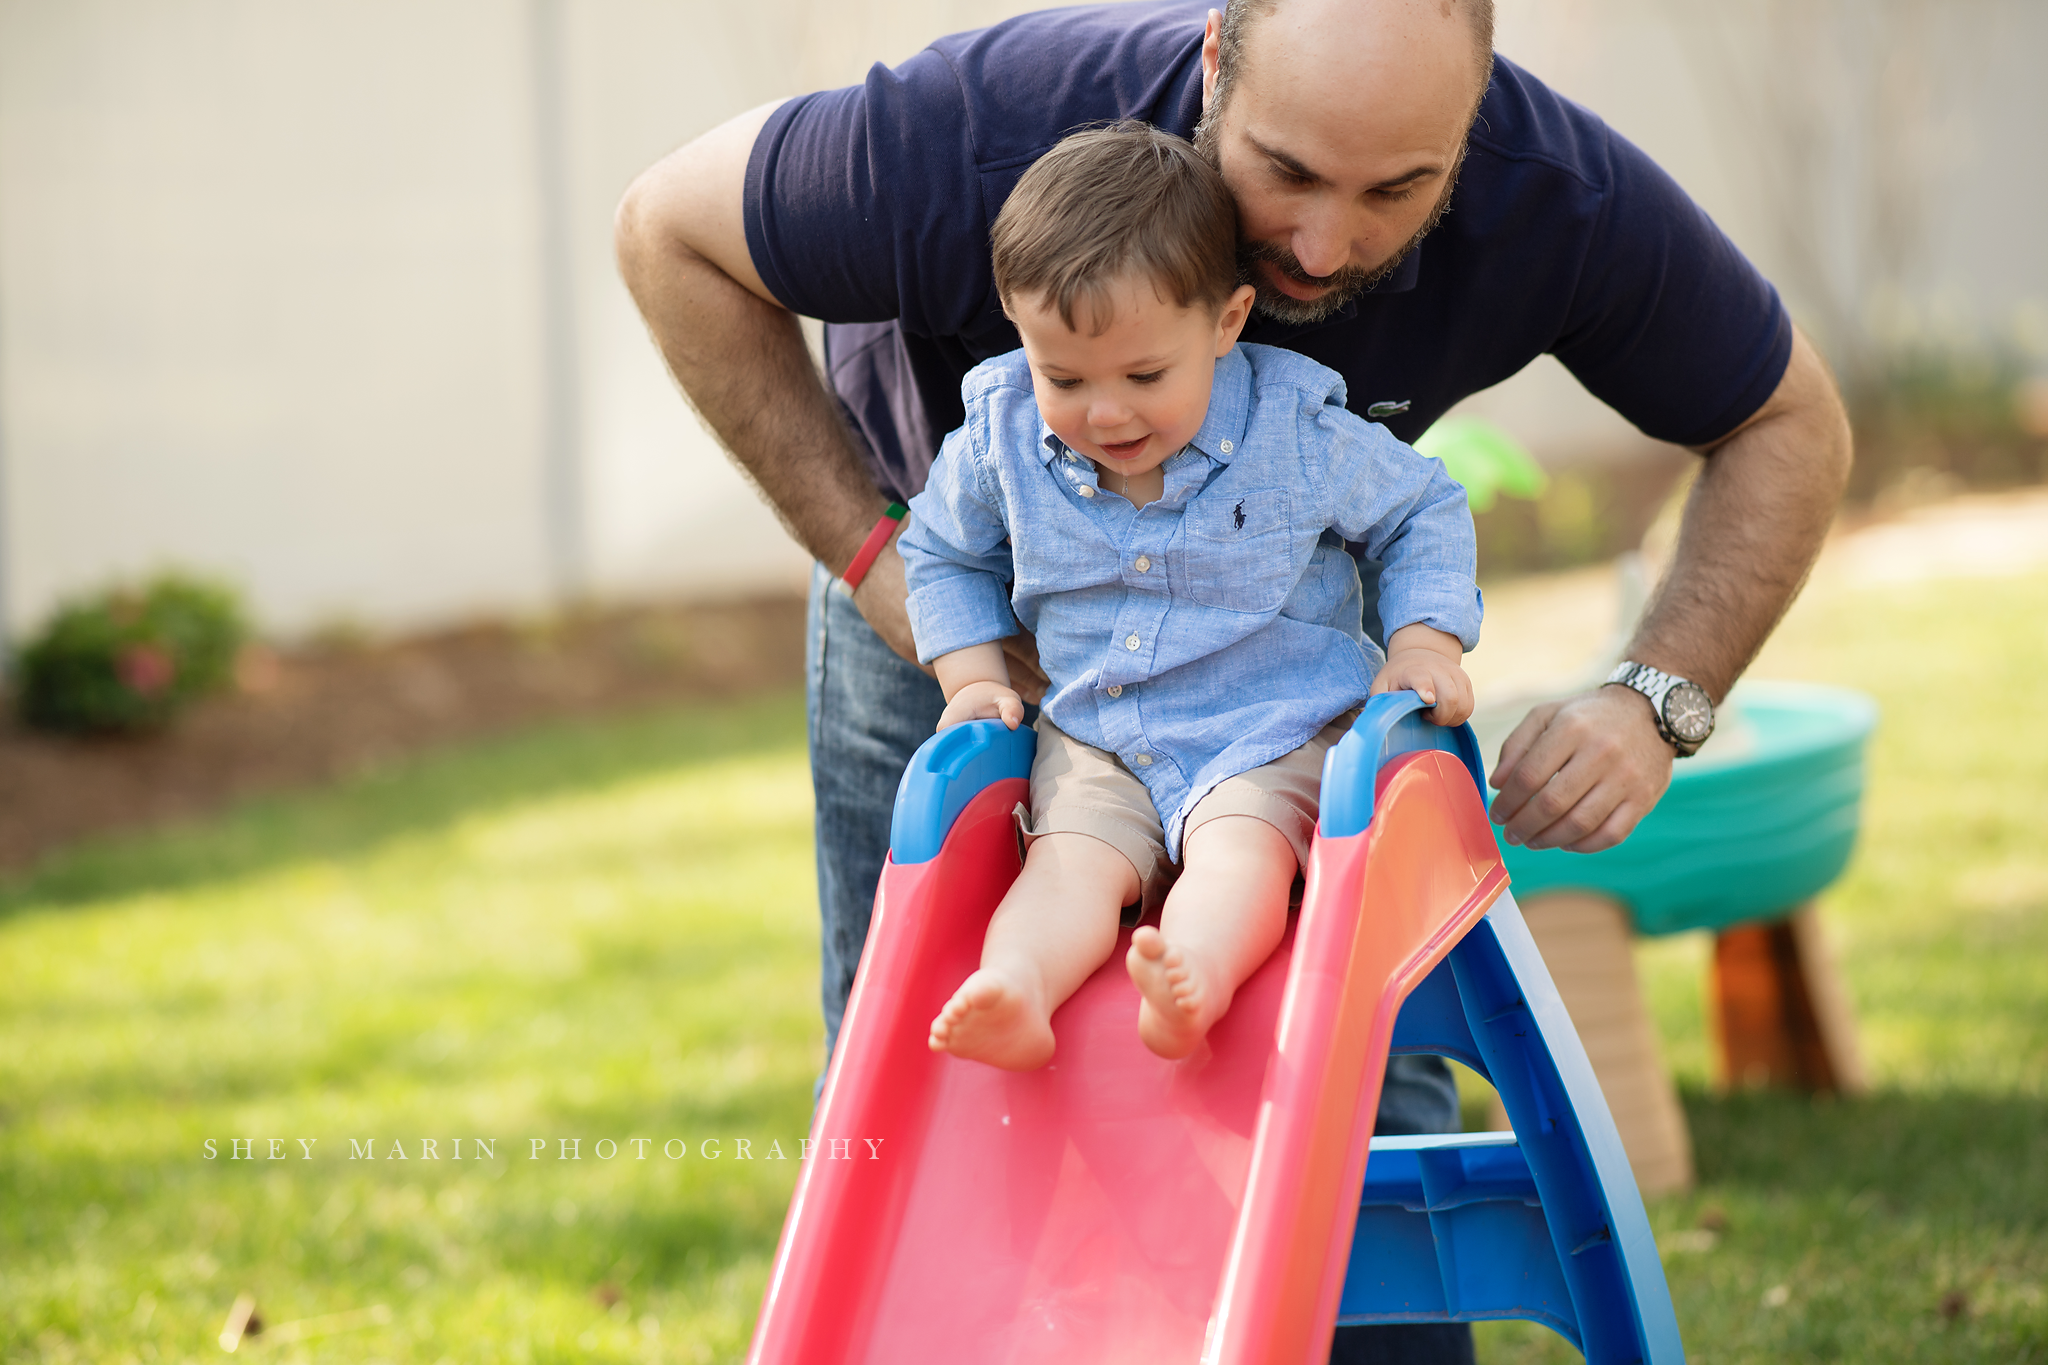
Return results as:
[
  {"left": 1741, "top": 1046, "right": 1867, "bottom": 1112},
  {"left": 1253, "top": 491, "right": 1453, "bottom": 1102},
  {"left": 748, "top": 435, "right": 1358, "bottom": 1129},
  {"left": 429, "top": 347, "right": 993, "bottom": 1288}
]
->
[{"left": 1016, "top": 709, "right": 1359, "bottom": 913}]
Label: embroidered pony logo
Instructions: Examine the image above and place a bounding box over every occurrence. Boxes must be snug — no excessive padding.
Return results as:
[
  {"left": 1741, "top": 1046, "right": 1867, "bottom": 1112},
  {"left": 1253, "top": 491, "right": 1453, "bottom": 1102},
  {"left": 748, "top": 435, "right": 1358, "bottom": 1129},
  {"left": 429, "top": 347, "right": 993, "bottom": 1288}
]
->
[{"left": 1233, "top": 500, "right": 1246, "bottom": 530}]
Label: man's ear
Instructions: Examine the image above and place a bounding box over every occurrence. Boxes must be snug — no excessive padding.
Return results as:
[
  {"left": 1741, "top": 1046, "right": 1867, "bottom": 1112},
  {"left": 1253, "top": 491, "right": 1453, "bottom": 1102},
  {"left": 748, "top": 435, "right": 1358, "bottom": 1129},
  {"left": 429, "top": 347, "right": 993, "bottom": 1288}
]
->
[
  {"left": 1200, "top": 9, "right": 1223, "bottom": 112},
  {"left": 1214, "top": 283, "right": 1257, "bottom": 354}
]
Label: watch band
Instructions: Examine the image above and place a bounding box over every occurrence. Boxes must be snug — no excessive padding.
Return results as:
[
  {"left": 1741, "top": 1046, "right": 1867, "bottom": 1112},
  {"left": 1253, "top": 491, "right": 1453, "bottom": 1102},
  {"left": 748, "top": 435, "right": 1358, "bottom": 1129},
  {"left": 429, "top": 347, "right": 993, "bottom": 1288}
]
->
[{"left": 1606, "top": 660, "right": 1714, "bottom": 757}]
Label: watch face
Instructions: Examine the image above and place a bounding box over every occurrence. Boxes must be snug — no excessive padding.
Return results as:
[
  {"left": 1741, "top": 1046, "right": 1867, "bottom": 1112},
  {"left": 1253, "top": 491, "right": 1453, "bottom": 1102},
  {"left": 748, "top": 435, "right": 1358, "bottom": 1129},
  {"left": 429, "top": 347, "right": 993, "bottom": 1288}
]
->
[{"left": 1664, "top": 683, "right": 1715, "bottom": 744}]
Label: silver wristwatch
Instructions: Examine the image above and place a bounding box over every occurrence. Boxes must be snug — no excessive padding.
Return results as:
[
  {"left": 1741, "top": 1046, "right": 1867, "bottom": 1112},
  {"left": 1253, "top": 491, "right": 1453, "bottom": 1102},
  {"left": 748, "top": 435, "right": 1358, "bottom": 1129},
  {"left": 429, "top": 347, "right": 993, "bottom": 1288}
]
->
[{"left": 1606, "top": 661, "right": 1715, "bottom": 757}]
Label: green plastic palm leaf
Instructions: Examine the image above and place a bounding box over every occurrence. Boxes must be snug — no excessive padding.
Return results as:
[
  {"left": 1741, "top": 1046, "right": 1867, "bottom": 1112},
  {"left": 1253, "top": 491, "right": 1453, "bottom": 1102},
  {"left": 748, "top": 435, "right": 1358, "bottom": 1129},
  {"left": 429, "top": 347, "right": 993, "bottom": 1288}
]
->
[{"left": 1414, "top": 416, "right": 1548, "bottom": 512}]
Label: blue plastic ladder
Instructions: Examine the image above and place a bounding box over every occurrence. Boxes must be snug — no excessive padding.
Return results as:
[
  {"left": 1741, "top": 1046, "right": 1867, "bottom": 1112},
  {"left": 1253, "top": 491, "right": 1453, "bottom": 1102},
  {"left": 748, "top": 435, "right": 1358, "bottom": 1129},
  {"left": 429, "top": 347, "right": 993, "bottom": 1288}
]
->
[{"left": 1317, "top": 696, "right": 1685, "bottom": 1361}]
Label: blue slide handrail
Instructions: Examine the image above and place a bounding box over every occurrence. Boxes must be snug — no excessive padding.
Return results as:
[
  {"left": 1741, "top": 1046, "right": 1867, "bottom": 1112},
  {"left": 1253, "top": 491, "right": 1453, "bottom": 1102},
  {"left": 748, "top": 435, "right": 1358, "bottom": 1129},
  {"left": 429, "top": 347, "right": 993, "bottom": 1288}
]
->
[
  {"left": 888, "top": 720, "right": 1037, "bottom": 865},
  {"left": 1319, "top": 691, "right": 1487, "bottom": 838}
]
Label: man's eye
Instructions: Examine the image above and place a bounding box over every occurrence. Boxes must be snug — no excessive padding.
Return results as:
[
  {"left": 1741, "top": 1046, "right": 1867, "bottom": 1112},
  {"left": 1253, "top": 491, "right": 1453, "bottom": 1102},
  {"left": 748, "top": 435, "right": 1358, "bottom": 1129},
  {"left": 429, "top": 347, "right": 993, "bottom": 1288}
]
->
[
  {"left": 1128, "top": 371, "right": 1165, "bottom": 385},
  {"left": 1272, "top": 165, "right": 1314, "bottom": 188},
  {"left": 1376, "top": 187, "right": 1419, "bottom": 204}
]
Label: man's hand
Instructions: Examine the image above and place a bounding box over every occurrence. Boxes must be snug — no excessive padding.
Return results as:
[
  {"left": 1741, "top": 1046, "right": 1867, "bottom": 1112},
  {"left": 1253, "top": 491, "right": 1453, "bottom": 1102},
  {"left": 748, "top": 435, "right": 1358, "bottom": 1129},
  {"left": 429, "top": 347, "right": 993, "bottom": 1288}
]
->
[
  {"left": 1488, "top": 688, "right": 1673, "bottom": 851},
  {"left": 1371, "top": 624, "right": 1474, "bottom": 726},
  {"left": 845, "top": 531, "right": 929, "bottom": 675},
  {"left": 850, "top": 530, "right": 1050, "bottom": 704},
  {"left": 999, "top": 632, "right": 1051, "bottom": 707}
]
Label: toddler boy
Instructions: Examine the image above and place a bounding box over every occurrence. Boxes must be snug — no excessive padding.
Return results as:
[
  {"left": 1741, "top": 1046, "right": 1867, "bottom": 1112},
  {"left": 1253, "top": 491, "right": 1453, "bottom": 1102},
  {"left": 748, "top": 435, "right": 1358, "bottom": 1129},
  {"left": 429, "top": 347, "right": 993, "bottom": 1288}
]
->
[{"left": 900, "top": 122, "right": 1482, "bottom": 1070}]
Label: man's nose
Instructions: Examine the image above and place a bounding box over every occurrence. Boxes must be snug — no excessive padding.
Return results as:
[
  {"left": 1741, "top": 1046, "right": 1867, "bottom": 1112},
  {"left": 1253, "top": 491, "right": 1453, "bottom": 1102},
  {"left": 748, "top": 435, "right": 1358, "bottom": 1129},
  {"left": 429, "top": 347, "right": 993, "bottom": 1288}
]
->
[{"left": 1291, "top": 205, "right": 1361, "bottom": 280}]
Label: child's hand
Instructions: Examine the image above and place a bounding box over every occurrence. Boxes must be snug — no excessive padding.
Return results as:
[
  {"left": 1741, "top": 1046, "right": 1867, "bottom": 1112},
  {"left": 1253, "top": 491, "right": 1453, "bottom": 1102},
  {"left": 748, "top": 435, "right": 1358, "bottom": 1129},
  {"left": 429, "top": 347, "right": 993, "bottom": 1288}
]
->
[
  {"left": 938, "top": 679, "right": 1026, "bottom": 731},
  {"left": 1372, "top": 625, "right": 1474, "bottom": 727}
]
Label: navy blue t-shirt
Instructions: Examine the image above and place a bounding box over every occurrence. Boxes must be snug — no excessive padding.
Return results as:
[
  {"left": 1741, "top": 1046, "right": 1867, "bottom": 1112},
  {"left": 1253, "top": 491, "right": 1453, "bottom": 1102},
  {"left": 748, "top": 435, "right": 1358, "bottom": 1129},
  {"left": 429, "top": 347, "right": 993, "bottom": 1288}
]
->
[{"left": 743, "top": 0, "right": 1792, "bottom": 509}]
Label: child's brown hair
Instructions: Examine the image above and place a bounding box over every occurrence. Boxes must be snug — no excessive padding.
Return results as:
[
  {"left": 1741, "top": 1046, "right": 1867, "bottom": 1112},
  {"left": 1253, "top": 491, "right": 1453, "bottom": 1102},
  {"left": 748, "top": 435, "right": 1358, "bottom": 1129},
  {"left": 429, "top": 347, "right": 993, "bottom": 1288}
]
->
[{"left": 991, "top": 121, "right": 1238, "bottom": 333}]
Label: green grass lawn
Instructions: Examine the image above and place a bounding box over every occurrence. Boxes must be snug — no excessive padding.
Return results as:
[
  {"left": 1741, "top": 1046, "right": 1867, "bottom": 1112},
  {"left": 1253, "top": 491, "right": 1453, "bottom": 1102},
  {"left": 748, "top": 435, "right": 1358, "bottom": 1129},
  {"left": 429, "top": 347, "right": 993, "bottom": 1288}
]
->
[
  {"left": 3, "top": 694, "right": 821, "bottom": 1363},
  {"left": 5, "top": 571, "right": 2045, "bottom": 1363}
]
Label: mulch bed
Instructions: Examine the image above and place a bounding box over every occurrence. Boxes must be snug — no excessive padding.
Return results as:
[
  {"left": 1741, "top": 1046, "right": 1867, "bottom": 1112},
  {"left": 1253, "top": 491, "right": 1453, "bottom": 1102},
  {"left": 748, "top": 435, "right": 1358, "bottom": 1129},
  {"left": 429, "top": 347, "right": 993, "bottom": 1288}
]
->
[{"left": 0, "top": 594, "right": 808, "bottom": 874}]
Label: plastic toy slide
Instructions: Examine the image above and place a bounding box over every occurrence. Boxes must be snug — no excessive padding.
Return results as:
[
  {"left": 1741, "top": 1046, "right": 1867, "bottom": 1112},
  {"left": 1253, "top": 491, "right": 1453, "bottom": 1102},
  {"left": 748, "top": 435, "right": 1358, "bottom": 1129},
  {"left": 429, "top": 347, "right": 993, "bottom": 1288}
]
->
[{"left": 746, "top": 693, "right": 1682, "bottom": 1364}]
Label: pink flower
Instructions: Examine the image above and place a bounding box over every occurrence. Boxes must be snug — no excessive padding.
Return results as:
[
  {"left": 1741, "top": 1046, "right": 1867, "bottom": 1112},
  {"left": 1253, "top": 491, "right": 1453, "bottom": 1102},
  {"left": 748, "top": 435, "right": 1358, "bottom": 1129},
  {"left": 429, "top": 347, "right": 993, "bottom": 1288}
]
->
[{"left": 118, "top": 643, "right": 177, "bottom": 697}]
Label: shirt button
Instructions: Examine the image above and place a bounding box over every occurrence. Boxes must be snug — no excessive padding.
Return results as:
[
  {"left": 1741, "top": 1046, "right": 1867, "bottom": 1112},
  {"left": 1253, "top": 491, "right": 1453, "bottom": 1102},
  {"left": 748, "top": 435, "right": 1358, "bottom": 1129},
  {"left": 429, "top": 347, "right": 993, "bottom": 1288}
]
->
[
  {"left": 1124, "top": 634, "right": 1141, "bottom": 651},
  {"left": 1133, "top": 753, "right": 1153, "bottom": 766},
  {"left": 1219, "top": 440, "right": 1234, "bottom": 454},
  {"left": 1076, "top": 484, "right": 1096, "bottom": 498},
  {"left": 1106, "top": 684, "right": 1122, "bottom": 698},
  {"left": 1134, "top": 555, "right": 1151, "bottom": 573}
]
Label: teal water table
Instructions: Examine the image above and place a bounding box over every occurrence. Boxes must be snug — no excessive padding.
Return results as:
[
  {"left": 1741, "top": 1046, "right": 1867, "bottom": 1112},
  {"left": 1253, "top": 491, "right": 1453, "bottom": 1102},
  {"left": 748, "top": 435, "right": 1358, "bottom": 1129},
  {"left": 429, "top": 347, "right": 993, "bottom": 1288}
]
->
[
  {"left": 1485, "top": 681, "right": 1880, "bottom": 1190},
  {"left": 1498, "top": 681, "right": 1880, "bottom": 937}
]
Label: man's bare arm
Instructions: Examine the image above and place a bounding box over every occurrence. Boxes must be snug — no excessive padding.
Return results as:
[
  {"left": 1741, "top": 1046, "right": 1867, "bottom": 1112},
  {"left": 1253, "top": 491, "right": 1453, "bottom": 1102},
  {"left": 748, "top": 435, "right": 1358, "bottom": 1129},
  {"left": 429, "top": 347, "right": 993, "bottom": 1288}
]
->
[
  {"left": 615, "top": 102, "right": 881, "bottom": 572},
  {"left": 1487, "top": 326, "right": 1853, "bottom": 851},
  {"left": 612, "top": 103, "right": 1047, "bottom": 698}
]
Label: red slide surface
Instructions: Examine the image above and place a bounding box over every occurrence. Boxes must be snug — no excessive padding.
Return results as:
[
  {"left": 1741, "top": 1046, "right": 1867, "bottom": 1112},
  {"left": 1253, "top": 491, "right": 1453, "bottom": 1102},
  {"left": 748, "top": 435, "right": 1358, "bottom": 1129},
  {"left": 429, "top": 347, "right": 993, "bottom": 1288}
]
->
[{"left": 748, "top": 748, "right": 1507, "bottom": 1365}]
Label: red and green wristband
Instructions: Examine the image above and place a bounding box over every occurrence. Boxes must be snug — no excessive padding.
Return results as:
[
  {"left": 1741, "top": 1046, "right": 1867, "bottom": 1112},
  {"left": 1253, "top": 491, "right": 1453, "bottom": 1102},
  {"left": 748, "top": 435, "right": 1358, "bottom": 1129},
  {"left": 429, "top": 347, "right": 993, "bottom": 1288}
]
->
[{"left": 833, "top": 502, "right": 908, "bottom": 596}]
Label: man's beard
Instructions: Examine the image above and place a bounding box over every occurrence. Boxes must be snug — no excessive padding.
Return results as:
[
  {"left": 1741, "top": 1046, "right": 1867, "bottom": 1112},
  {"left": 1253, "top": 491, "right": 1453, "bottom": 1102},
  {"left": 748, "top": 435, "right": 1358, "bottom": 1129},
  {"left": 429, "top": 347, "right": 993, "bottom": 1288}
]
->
[
  {"left": 1195, "top": 116, "right": 1465, "bottom": 327},
  {"left": 1236, "top": 178, "right": 1457, "bottom": 326}
]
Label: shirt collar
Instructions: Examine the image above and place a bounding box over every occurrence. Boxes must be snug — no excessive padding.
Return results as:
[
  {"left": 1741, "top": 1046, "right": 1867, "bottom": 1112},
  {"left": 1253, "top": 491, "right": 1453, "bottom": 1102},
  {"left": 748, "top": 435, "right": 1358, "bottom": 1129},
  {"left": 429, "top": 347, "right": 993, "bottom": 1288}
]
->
[
  {"left": 1188, "top": 345, "right": 1253, "bottom": 463},
  {"left": 1369, "top": 245, "right": 1424, "bottom": 296}
]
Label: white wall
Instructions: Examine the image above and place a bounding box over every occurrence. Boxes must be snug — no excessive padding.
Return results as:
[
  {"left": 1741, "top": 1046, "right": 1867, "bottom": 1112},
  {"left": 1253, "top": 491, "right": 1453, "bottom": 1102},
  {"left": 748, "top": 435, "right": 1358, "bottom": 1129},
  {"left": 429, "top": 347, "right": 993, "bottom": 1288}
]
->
[
  {"left": 0, "top": 0, "right": 1047, "bottom": 640},
  {"left": 0, "top": 0, "right": 562, "bottom": 636},
  {"left": 558, "top": 0, "right": 1049, "bottom": 610},
  {"left": 2, "top": 0, "right": 2041, "bottom": 639}
]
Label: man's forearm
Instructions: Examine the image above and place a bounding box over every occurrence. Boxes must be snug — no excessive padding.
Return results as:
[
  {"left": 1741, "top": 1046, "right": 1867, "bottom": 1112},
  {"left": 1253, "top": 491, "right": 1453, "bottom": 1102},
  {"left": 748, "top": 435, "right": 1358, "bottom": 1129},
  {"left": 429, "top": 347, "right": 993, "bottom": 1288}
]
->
[
  {"left": 613, "top": 109, "right": 883, "bottom": 576},
  {"left": 1487, "top": 327, "right": 1847, "bottom": 853},
  {"left": 618, "top": 240, "right": 882, "bottom": 573},
  {"left": 1627, "top": 329, "right": 1852, "bottom": 698}
]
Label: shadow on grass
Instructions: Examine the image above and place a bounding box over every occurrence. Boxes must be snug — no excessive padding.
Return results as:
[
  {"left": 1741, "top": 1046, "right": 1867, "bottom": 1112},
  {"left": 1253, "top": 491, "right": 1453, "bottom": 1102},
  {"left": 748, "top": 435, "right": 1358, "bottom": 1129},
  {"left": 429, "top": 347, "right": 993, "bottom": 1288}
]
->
[
  {"left": 0, "top": 690, "right": 806, "bottom": 918},
  {"left": 1651, "top": 1087, "right": 2048, "bottom": 1361},
  {"left": 1478, "top": 1089, "right": 2048, "bottom": 1363},
  {"left": 1685, "top": 1086, "right": 2048, "bottom": 1220}
]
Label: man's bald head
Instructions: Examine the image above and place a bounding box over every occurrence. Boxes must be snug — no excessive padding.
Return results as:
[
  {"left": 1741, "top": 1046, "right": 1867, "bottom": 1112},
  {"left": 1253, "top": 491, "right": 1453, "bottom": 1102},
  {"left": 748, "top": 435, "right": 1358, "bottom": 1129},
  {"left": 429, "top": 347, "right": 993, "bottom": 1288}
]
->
[
  {"left": 1193, "top": 0, "right": 1496, "bottom": 325},
  {"left": 1209, "top": 0, "right": 1496, "bottom": 125}
]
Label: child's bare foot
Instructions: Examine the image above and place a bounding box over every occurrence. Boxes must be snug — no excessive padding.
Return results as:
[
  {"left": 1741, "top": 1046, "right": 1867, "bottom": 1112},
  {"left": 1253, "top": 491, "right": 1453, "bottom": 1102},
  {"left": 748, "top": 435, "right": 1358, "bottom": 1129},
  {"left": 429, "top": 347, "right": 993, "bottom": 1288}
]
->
[
  {"left": 1126, "top": 926, "right": 1222, "bottom": 1060},
  {"left": 928, "top": 969, "right": 1056, "bottom": 1070}
]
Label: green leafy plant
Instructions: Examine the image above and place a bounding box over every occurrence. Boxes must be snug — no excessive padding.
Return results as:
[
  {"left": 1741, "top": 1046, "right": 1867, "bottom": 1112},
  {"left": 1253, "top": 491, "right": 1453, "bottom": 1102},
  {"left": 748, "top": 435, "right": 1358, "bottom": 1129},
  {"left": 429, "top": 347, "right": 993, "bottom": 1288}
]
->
[
  {"left": 14, "top": 574, "right": 248, "bottom": 734},
  {"left": 1415, "top": 416, "right": 1550, "bottom": 512}
]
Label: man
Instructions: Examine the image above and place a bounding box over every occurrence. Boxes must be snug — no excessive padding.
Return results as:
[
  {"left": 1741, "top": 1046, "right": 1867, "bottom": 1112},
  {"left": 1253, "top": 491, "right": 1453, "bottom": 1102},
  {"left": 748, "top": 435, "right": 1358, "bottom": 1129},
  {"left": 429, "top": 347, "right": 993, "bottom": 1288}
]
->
[{"left": 617, "top": 1, "right": 1849, "bottom": 1358}]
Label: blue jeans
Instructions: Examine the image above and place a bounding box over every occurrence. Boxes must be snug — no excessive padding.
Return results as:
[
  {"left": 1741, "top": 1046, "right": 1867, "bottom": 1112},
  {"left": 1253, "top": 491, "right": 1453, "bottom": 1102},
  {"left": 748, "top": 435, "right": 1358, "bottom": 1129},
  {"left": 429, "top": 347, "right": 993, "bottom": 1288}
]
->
[{"left": 805, "top": 564, "right": 1473, "bottom": 1364}]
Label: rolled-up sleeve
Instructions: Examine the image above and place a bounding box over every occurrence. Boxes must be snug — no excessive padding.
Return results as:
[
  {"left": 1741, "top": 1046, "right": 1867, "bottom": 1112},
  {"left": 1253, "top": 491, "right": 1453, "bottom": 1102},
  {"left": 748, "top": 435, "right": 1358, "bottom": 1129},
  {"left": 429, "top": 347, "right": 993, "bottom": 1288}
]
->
[
  {"left": 900, "top": 421, "right": 1019, "bottom": 664},
  {"left": 1322, "top": 405, "right": 1483, "bottom": 651}
]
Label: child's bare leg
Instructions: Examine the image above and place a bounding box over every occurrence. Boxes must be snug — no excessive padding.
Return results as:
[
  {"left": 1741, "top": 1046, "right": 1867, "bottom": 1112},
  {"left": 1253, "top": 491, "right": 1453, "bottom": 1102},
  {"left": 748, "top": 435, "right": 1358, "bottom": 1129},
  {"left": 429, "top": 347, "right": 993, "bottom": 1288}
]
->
[
  {"left": 1127, "top": 815, "right": 1294, "bottom": 1060},
  {"left": 929, "top": 833, "right": 1135, "bottom": 1070}
]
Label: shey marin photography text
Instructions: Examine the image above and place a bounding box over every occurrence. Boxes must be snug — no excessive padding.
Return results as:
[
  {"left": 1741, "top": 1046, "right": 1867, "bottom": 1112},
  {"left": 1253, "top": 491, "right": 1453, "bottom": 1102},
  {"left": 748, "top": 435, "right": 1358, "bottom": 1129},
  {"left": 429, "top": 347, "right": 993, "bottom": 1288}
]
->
[{"left": 199, "top": 1136, "right": 886, "bottom": 1163}]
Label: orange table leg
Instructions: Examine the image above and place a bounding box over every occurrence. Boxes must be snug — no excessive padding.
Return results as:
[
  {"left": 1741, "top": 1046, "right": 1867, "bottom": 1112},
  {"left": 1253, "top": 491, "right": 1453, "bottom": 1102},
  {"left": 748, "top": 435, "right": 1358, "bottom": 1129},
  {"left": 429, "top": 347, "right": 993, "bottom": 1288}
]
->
[{"left": 1710, "top": 902, "right": 1867, "bottom": 1094}]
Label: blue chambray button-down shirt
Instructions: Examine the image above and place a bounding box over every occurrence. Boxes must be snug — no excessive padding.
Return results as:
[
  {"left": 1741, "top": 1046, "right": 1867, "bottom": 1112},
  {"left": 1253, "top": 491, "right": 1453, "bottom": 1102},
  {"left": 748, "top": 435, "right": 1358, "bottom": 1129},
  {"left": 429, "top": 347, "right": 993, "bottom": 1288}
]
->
[{"left": 902, "top": 343, "right": 1482, "bottom": 858}]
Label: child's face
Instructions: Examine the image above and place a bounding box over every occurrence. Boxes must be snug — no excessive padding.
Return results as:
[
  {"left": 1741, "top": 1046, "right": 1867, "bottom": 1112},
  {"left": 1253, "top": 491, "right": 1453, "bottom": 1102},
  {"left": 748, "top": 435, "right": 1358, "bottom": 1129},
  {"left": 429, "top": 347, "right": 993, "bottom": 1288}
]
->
[{"left": 1009, "top": 276, "right": 1256, "bottom": 484}]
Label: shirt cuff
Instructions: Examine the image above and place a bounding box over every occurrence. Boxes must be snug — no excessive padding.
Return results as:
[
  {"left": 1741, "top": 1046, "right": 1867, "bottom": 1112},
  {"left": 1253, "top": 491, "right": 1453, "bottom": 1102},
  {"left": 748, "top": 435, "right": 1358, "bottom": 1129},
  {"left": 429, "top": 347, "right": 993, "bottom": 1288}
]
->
[
  {"left": 905, "top": 574, "right": 1018, "bottom": 665},
  {"left": 1377, "top": 573, "right": 1484, "bottom": 653}
]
